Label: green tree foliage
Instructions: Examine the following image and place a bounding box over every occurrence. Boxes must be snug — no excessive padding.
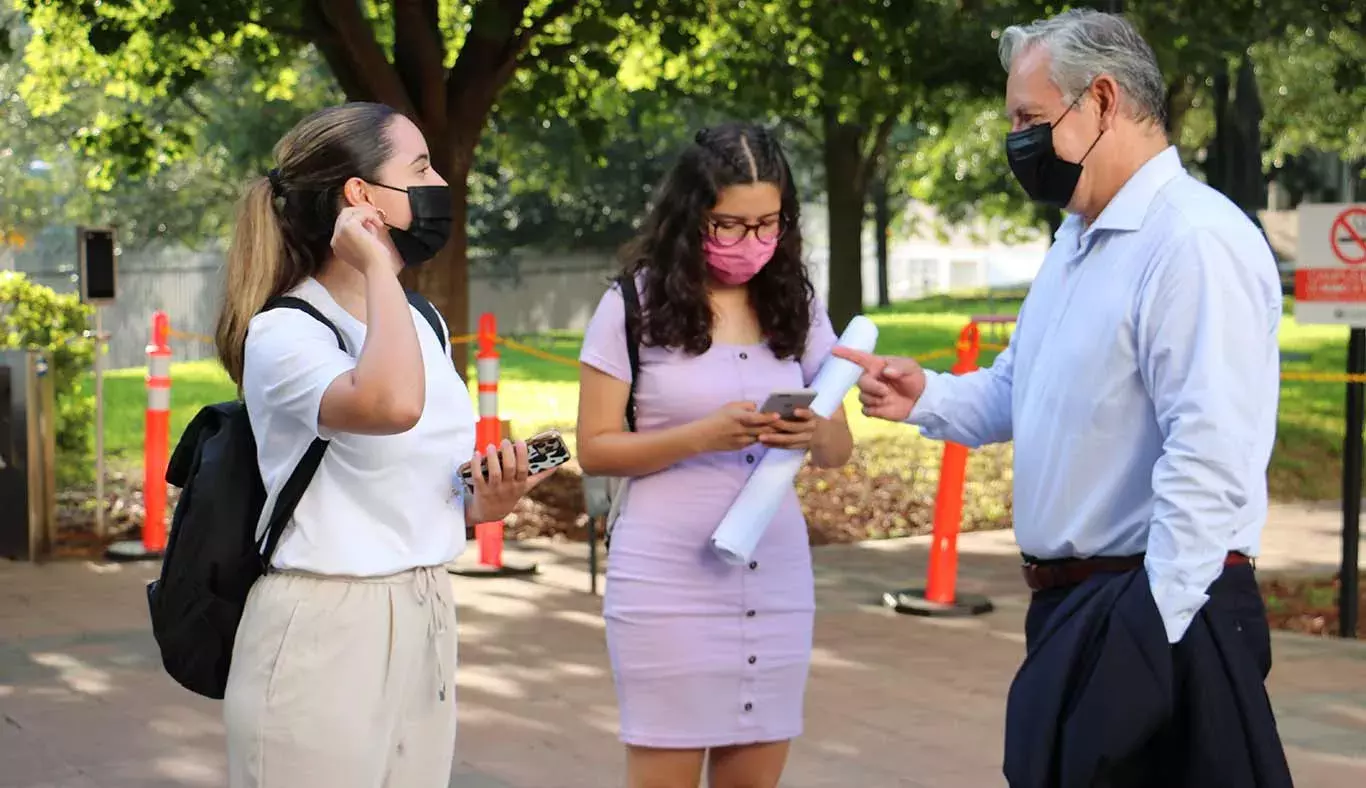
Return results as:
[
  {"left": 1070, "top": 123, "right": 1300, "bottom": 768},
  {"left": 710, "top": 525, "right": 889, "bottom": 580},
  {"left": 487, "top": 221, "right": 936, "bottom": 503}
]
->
[
  {"left": 15, "top": 0, "right": 700, "bottom": 367},
  {"left": 471, "top": 86, "right": 727, "bottom": 257},
  {"left": 3, "top": 1, "right": 341, "bottom": 249},
  {"left": 1257, "top": 23, "right": 1366, "bottom": 167},
  {"left": 0, "top": 271, "right": 95, "bottom": 486},
  {"left": 894, "top": 0, "right": 1358, "bottom": 245},
  {"left": 897, "top": 102, "right": 1046, "bottom": 245},
  {"left": 0, "top": 0, "right": 63, "bottom": 248},
  {"left": 657, "top": 0, "right": 1038, "bottom": 330}
]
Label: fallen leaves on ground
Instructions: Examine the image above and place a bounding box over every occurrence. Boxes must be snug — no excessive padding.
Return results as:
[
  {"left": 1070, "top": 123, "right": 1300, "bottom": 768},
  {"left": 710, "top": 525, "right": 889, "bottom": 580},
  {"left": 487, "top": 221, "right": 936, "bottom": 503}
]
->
[
  {"left": 1260, "top": 573, "right": 1366, "bottom": 638},
  {"left": 50, "top": 452, "right": 1360, "bottom": 642},
  {"left": 502, "top": 435, "right": 1015, "bottom": 545},
  {"left": 49, "top": 470, "right": 181, "bottom": 560}
]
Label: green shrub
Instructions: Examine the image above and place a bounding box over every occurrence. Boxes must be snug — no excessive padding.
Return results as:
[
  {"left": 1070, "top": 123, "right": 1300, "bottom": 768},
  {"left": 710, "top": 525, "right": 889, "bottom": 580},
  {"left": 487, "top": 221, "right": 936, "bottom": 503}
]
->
[{"left": 0, "top": 272, "right": 95, "bottom": 487}]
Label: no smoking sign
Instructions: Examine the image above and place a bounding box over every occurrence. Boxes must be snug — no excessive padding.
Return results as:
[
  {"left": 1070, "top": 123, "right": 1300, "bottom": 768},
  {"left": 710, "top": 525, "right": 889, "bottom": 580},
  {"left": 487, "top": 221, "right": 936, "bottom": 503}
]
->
[
  {"left": 1298, "top": 202, "right": 1366, "bottom": 326},
  {"left": 1331, "top": 207, "right": 1366, "bottom": 266}
]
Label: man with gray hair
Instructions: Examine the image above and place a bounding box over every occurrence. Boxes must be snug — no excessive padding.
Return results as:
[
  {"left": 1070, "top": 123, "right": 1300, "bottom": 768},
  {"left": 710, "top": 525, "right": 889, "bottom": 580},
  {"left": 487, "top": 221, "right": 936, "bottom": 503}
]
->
[{"left": 837, "top": 9, "right": 1292, "bottom": 786}]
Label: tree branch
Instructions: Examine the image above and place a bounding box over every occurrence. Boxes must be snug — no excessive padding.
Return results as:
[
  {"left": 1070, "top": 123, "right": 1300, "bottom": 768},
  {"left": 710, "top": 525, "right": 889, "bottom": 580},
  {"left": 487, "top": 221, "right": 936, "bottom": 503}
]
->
[
  {"left": 779, "top": 115, "right": 818, "bottom": 144},
  {"left": 177, "top": 90, "right": 213, "bottom": 124},
  {"left": 855, "top": 113, "right": 898, "bottom": 195},
  {"left": 516, "top": 39, "right": 577, "bottom": 72},
  {"left": 393, "top": 0, "right": 447, "bottom": 126},
  {"left": 512, "top": 0, "right": 579, "bottom": 53},
  {"left": 447, "top": 0, "right": 528, "bottom": 106},
  {"left": 311, "top": 0, "right": 414, "bottom": 114}
]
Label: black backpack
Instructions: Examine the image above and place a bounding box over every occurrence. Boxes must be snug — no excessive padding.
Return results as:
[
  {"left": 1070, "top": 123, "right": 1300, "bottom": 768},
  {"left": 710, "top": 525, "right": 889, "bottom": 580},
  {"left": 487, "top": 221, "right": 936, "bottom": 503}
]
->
[
  {"left": 146, "top": 290, "right": 446, "bottom": 699},
  {"left": 619, "top": 273, "right": 643, "bottom": 432},
  {"left": 601, "top": 274, "right": 642, "bottom": 553}
]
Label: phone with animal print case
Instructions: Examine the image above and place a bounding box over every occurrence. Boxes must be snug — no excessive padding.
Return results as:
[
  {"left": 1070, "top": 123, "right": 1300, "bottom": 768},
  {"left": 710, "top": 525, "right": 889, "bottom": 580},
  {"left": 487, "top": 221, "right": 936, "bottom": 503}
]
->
[{"left": 457, "top": 429, "right": 571, "bottom": 493}]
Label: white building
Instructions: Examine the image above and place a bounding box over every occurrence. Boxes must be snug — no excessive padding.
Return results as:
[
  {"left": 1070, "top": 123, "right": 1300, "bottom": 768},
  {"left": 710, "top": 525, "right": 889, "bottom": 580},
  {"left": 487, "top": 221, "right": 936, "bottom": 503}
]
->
[{"left": 801, "top": 200, "right": 1049, "bottom": 305}]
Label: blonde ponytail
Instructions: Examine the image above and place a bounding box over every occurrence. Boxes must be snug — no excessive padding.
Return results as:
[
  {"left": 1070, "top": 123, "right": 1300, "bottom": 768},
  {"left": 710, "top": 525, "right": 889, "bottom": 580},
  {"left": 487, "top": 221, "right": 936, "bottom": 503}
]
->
[
  {"left": 213, "top": 101, "right": 404, "bottom": 387},
  {"left": 216, "top": 177, "right": 290, "bottom": 386}
]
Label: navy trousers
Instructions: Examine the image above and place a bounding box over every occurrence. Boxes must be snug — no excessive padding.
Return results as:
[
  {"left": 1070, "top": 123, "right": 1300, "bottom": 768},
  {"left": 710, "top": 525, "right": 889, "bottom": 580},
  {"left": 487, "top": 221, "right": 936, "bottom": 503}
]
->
[{"left": 1019, "top": 563, "right": 1287, "bottom": 788}]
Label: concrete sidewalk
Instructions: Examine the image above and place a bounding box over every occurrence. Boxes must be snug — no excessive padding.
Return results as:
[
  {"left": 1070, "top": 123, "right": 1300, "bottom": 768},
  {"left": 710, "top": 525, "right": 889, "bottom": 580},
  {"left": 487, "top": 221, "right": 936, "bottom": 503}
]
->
[{"left": 1, "top": 520, "right": 1364, "bottom": 787}]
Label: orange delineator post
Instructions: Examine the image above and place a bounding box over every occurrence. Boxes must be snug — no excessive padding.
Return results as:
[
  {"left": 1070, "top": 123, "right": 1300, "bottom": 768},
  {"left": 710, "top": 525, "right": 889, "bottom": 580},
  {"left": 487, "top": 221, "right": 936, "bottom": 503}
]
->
[
  {"left": 474, "top": 313, "right": 504, "bottom": 568},
  {"left": 883, "top": 320, "right": 992, "bottom": 616},
  {"left": 923, "top": 322, "right": 981, "bottom": 605},
  {"left": 143, "top": 311, "right": 172, "bottom": 554}
]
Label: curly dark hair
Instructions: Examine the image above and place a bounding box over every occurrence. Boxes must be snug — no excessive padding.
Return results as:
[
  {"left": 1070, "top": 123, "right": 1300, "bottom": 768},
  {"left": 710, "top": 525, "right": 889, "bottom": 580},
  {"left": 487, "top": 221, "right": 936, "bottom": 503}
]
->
[{"left": 620, "top": 121, "right": 814, "bottom": 359}]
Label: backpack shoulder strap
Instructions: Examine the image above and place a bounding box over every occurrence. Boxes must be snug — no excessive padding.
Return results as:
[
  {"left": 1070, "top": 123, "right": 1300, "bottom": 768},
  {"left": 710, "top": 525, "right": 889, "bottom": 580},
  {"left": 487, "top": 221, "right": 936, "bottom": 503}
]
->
[
  {"left": 405, "top": 289, "right": 448, "bottom": 353},
  {"left": 254, "top": 296, "right": 348, "bottom": 564},
  {"left": 263, "top": 296, "right": 348, "bottom": 352},
  {"left": 617, "top": 274, "right": 643, "bottom": 432}
]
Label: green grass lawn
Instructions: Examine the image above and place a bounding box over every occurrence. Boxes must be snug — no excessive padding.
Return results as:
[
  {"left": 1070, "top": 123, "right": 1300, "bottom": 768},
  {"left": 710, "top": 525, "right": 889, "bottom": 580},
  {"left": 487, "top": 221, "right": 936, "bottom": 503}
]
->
[{"left": 95, "top": 291, "right": 1363, "bottom": 502}]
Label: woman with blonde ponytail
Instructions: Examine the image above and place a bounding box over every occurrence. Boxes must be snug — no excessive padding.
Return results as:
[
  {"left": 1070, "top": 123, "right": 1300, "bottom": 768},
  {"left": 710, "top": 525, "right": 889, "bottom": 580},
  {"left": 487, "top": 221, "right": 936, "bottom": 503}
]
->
[{"left": 218, "top": 103, "right": 554, "bottom": 787}]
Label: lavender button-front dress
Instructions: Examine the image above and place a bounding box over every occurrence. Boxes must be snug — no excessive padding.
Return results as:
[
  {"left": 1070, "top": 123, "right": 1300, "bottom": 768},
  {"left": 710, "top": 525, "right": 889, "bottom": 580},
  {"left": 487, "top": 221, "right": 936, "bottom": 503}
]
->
[{"left": 579, "top": 281, "right": 838, "bottom": 749}]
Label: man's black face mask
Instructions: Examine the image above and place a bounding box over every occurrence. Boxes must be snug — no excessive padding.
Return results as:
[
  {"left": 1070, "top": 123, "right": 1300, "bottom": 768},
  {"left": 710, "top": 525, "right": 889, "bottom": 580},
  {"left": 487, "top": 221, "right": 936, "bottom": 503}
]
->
[{"left": 1004, "top": 90, "right": 1104, "bottom": 210}]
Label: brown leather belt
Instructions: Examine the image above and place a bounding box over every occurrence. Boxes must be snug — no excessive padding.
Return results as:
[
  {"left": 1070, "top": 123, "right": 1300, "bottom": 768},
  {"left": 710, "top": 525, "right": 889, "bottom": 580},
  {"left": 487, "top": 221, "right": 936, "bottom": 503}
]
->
[{"left": 1021, "top": 551, "right": 1252, "bottom": 592}]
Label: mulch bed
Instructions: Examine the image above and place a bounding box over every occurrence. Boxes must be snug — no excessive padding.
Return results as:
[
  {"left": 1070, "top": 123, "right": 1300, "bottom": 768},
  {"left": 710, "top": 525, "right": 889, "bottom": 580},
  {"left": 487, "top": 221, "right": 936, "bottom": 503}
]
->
[
  {"left": 51, "top": 443, "right": 1014, "bottom": 555},
  {"left": 50, "top": 455, "right": 1361, "bottom": 643},
  {"left": 1260, "top": 573, "right": 1366, "bottom": 639}
]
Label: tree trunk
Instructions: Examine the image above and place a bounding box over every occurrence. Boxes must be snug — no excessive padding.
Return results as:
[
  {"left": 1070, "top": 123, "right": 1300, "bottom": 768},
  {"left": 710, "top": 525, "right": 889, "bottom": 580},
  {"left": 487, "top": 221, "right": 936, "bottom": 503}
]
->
[
  {"left": 1205, "top": 55, "right": 1266, "bottom": 224},
  {"left": 1229, "top": 53, "right": 1266, "bottom": 215},
  {"left": 822, "top": 120, "right": 867, "bottom": 333},
  {"left": 1164, "top": 76, "right": 1192, "bottom": 142},
  {"left": 1205, "top": 61, "right": 1233, "bottom": 196},
  {"left": 873, "top": 172, "right": 891, "bottom": 308}
]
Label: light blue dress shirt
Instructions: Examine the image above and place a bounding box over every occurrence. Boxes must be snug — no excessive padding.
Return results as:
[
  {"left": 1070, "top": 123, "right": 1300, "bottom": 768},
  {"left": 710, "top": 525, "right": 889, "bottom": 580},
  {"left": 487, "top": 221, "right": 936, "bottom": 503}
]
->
[{"left": 910, "top": 146, "right": 1282, "bottom": 643}]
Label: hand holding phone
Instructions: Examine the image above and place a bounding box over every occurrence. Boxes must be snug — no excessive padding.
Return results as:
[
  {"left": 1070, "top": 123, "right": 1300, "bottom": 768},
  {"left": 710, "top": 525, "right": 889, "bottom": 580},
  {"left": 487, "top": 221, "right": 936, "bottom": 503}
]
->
[
  {"left": 694, "top": 402, "right": 780, "bottom": 453},
  {"left": 458, "top": 429, "right": 572, "bottom": 493},
  {"left": 759, "top": 389, "right": 817, "bottom": 421}
]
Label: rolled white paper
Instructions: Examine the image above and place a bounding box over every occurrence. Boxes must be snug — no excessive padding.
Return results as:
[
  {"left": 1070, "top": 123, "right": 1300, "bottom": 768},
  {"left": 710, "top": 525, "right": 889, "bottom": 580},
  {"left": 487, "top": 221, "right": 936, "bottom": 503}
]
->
[{"left": 709, "top": 315, "right": 879, "bottom": 565}]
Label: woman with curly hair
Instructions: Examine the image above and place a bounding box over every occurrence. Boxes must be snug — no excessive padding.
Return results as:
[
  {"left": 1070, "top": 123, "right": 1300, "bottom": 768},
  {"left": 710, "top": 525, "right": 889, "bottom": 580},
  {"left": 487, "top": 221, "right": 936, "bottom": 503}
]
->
[{"left": 576, "top": 122, "right": 854, "bottom": 788}]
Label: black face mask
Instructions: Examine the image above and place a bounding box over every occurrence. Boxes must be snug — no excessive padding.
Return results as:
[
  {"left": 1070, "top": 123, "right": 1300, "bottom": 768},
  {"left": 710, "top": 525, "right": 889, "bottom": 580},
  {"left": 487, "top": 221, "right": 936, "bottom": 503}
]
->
[
  {"left": 371, "top": 182, "right": 453, "bottom": 266},
  {"left": 1004, "top": 95, "right": 1104, "bottom": 210}
]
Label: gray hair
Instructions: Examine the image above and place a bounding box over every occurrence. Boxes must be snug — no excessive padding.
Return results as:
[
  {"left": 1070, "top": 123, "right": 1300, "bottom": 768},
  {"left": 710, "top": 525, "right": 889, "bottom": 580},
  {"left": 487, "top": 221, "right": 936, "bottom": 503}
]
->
[{"left": 998, "top": 9, "right": 1167, "bottom": 127}]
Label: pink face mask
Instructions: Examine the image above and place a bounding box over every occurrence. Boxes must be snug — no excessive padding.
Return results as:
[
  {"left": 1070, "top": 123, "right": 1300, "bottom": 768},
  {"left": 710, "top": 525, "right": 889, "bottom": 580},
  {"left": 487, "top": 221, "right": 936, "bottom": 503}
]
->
[{"left": 703, "top": 236, "right": 777, "bottom": 286}]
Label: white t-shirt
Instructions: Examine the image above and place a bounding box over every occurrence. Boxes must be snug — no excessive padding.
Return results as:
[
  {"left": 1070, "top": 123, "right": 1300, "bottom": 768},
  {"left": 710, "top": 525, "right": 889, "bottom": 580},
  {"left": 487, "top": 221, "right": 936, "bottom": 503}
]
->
[{"left": 242, "top": 277, "right": 475, "bottom": 577}]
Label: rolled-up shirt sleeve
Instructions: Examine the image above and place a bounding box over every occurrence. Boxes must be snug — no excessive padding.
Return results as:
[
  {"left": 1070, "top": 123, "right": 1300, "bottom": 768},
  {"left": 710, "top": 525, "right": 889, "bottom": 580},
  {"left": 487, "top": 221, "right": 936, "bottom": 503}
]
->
[
  {"left": 907, "top": 339, "right": 1016, "bottom": 448},
  {"left": 1137, "top": 229, "right": 1281, "bottom": 643}
]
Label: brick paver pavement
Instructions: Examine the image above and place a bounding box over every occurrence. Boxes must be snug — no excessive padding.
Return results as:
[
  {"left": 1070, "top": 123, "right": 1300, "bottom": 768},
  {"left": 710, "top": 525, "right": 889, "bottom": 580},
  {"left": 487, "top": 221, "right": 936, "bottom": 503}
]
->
[{"left": 2, "top": 531, "right": 1365, "bottom": 787}]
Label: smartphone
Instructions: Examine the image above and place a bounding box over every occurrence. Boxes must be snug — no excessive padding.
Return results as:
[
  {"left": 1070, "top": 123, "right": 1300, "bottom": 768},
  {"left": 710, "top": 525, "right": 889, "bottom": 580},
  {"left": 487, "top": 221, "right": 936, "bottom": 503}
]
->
[
  {"left": 759, "top": 389, "right": 817, "bottom": 420},
  {"left": 458, "top": 429, "right": 572, "bottom": 492}
]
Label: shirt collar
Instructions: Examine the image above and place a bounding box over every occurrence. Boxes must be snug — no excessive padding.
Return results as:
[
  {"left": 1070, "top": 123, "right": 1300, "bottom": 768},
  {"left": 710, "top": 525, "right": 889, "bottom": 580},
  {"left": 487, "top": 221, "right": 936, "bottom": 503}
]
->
[{"left": 1086, "top": 145, "right": 1184, "bottom": 236}]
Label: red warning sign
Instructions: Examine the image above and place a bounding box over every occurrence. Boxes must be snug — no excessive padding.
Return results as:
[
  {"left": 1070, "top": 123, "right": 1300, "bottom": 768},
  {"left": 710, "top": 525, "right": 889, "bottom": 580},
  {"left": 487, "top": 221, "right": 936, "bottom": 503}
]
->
[{"left": 1331, "top": 207, "right": 1366, "bottom": 265}]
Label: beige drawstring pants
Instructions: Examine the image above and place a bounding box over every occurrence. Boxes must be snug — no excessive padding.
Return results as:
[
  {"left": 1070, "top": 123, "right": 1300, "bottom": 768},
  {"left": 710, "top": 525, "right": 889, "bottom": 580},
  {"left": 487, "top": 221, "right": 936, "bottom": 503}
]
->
[{"left": 223, "top": 566, "right": 458, "bottom": 788}]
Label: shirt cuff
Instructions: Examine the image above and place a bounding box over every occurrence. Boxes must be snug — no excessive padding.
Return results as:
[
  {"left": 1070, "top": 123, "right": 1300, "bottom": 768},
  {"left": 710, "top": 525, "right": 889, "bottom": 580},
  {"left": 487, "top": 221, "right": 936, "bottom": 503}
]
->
[
  {"left": 1145, "top": 559, "right": 1210, "bottom": 643},
  {"left": 905, "top": 369, "right": 946, "bottom": 428}
]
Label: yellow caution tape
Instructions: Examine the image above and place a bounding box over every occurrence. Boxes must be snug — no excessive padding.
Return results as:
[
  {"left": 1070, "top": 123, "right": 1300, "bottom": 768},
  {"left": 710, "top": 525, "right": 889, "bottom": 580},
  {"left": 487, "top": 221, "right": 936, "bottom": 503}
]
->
[
  {"left": 496, "top": 337, "right": 582, "bottom": 368},
  {"left": 153, "top": 319, "right": 1366, "bottom": 384},
  {"left": 167, "top": 327, "right": 214, "bottom": 345}
]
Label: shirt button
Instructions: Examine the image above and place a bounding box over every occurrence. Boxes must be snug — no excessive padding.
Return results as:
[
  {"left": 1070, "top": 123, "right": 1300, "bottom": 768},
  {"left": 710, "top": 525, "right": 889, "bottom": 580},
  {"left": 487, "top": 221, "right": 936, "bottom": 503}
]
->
[
  {"left": 748, "top": 561, "right": 758, "bottom": 570},
  {"left": 748, "top": 655, "right": 757, "bottom": 664},
  {"left": 743, "top": 702, "right": 753, "bottom": 712},
  {"left": 746, "top": 610, "right": 756, "bottom": 618},
  {"left": 745, "top": 454, "right": 755, "bottom": 464},
  {"left": 739, "top": 352, "right": 748, "bottom": 360}
]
